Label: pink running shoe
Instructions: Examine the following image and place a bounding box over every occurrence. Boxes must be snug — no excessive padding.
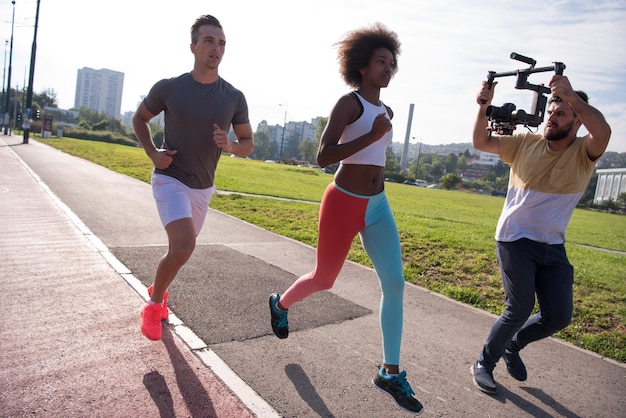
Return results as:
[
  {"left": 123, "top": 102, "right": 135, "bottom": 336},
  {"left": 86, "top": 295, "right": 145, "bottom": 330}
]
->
[
  {"left": 147, "top": 284, "right": 169, "bottom": 321},
  {"left": 141, "top": 302, "right": 163, "bottom": 341}
]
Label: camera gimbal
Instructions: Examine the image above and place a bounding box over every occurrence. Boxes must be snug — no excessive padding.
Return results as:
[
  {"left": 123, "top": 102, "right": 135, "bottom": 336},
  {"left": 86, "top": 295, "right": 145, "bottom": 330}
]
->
[{"left": 483, "top": 52, "right": 566, "bottom": 135}]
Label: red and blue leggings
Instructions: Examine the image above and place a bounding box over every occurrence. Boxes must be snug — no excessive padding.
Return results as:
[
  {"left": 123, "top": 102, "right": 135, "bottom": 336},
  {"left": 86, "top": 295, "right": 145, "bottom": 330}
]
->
[{"left": 280, "top": 182, "right": 405, "bottom": 365}]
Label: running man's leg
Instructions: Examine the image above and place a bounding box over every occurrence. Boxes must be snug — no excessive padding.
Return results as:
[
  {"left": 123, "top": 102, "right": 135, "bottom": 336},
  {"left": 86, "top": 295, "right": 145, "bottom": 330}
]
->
[
  {"left": 151, "top": 218, "right": 197, "bottom": 303},
  {"left": 512, "top": 243, "right": 574, "bottom": 350},
  {"left": 479, "top": 239, "right": 539, "bottom": 369},
  {"left": 150, "top": 174, "right": 214, "bottom": 303}
]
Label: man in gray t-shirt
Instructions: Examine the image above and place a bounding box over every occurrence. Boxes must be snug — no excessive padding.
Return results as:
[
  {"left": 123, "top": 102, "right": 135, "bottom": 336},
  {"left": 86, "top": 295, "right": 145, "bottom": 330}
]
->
[{"left": 132, "top": 14, "right": 254, "bottom": 341}]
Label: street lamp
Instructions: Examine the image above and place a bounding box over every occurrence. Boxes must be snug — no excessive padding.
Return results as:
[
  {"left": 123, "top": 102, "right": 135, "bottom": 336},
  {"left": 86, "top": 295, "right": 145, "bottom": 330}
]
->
[
  {"left": 279, "top": 103, "right": 288, "bottom": 163},
  {"left": 2, "top": 40, "right": 7, "bottom": 116},
  {"left": 3, "top": 0, "right": 16, "bottom": 135},
  {"left": 23, "top": 0, "right": 41, "bottom": 144}
]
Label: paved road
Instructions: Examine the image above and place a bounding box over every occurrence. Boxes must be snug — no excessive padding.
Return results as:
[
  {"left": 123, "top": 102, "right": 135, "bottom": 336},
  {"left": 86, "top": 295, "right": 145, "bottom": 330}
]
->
[{"left": 1, "top": 135, "right": 624, "bottom": 417}]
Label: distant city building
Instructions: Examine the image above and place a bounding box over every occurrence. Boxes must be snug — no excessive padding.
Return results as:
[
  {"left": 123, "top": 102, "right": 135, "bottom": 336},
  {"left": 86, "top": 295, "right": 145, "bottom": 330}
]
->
[
  {"left": 121, "top": 110, "right": 134, "bottom": 128},
  {"left": 74, "top": 67, "right": 124, "bottom": 118},
  {"left": 476, "top": 151, "right": 499, "bottom": 166},
  {"left": 121, "top": 108, "right": 163, "bottom": 128},
  {"left": 594, "top": 168, "right": 626, "bottom": 204},
  {"left": 461, "top": 151, "right": 500, "bottom": 181},
  {"left": 262, "top": 117, "right": 319, "bottom": 146}
]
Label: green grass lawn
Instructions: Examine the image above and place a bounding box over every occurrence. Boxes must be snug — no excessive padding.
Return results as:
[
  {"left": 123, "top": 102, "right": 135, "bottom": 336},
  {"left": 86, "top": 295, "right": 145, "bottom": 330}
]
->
[{"left": 41, "top": 137, "right": 626, "bottom": 363}]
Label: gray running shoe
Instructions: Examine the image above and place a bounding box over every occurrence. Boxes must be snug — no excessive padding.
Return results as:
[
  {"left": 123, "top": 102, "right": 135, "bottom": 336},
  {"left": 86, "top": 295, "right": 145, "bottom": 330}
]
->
[
  {"left": 471, "top": 360, "right": 497, "bottom": 394},
  {"left": 503, "top": 349, "right": 527, "bottom": 381}
]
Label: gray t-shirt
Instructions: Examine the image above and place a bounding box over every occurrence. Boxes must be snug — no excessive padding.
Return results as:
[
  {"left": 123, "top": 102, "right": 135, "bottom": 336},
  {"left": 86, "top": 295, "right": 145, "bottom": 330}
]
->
[{"left": 143, "top": 73, "right": 249, "bottom": 189}]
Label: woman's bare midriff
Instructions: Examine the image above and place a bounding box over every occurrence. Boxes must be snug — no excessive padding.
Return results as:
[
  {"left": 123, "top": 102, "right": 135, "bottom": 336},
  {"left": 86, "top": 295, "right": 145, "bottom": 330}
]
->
[{"left": 334, "top": 164, "right": 385, "bottom": 196}]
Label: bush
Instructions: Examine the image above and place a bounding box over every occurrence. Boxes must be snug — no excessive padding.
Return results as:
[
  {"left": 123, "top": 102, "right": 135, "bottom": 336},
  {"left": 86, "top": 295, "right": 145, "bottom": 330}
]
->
[{"left": 62, "top": 127, "right": 139, "bottom": 147}]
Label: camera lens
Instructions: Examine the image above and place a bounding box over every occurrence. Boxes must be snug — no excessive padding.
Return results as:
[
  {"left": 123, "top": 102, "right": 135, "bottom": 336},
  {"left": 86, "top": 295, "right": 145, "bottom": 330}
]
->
[{"left": 486, "top": 103, "right": 516, "bottom": 121}]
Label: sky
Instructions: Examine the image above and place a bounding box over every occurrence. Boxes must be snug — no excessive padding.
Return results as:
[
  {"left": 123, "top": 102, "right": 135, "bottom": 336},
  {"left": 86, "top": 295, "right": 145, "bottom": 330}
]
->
[{"left": 1, "top": 0, "right": 625, "bottom": 153}]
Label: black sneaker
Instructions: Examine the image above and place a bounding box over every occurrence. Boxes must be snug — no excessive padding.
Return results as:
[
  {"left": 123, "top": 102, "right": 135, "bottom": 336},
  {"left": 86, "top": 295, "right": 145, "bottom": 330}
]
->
[
  {"left": 269, "top": 293, "right": 289, "bottom": 339},
  {"left": 503, "top": 349, "right": 527, "bottom": 381},
  {"left": 372, "top": 367, "right": 424, "bottom": 414},
  {"left": 471, "top": 360, "right": 497, "bottom": 394}
]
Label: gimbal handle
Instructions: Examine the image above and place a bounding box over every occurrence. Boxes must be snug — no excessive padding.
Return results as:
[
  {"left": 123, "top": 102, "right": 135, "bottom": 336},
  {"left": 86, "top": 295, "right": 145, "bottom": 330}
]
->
[{"left": 480, "top": 53, "right": 566, "bottom": 103}]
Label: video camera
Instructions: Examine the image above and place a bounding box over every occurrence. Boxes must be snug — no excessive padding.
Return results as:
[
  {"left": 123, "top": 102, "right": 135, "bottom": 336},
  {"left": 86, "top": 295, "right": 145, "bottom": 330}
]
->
[{"left": 483, "top": 53, "right": 566, "bottom": 135}]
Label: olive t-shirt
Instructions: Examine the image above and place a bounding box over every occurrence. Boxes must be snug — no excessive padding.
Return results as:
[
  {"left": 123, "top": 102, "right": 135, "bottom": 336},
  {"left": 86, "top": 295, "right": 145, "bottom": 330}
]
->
[{"left": 143, "top": 73, "right": 249, "bottom": 189}]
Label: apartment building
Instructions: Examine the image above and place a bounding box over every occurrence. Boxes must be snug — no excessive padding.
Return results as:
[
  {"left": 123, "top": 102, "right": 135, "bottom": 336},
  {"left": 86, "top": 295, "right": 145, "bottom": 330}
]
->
[{"left": 74, "top": 67, "right": 124, "bottom": 118}]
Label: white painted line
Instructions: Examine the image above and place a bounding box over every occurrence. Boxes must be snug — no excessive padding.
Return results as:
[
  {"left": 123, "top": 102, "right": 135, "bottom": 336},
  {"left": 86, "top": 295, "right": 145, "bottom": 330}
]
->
[
  {"left": 12, "top": 148, "right": 280, "bottom": 418},
  {"left": 196, "top": 348, "right": 282, "bottom": 418},
  {"left": 173, "top": 324, "right": 207, "bottom": 351},
  {"left": 101, "top": 251, "right": 132, "bottom": 274}
]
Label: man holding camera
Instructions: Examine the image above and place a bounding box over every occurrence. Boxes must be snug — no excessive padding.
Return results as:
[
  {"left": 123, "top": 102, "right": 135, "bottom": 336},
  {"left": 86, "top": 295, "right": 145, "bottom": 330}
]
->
[{"left": 470, "top": 74, "right": 611, "bottom": 394}]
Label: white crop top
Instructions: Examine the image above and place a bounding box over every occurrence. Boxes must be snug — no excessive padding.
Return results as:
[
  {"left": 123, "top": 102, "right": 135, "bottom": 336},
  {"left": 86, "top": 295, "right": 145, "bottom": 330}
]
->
[{"left": 339, "top": 92, "right": 393, "bottom": 167}]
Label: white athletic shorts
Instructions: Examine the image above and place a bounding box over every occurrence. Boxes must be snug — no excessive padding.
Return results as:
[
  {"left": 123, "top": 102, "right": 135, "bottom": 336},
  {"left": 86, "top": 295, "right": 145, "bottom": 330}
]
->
[{"left": 151, "top": 172, "right": 216, "bottom": 235}]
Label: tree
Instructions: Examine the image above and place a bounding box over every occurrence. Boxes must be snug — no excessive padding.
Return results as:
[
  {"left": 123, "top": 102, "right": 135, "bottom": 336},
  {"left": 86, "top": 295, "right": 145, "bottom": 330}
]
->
[
  {"left": 603, "top": 198, "right": 619, "bottom": 210},
  {"left": 617, "top": 192, "right": 626, "bottom": 211},
  {"left": 107, "top": 118, "right": 127, "bottom": 135},
  {"left": 75, "top": 107, "right": 128, "bottom": 135},
  {"left": 299, "top": 138, "right": 317, "bottom": 163},
  {"left": 494, "top": 172, "right": 510, "bottom": 192},
  {"left": 440, "top": 173, "right": 462, "bottom": 190},
  {"left": 445, "top": 153, "right": 458, "bottom": 174},
  {"left": 457, "top": 155, "right": 468, "bottom": 171},
  {"left": 483, "top": 171, "right": 496, "bottom": 183},
  {"left": 149, "top": 121, "right": 164, "bottom": 146},
  {"left": 408, "top": 158, "right": 428, "bottom": 181},
  {"left": 284, "top": 132, "right": 301, "bottom": 160},
  {"left": 250, "top": 129, "right": 272, "bottom": 161},
  {"left": 78, "top": 108, "right": 107, "bottom": 128},
  {"left": 35, "top": 88, "right": 58, "bottom": 108},
  {"left": 494, "top": 160, "right": 509, "bottom": 177},
  {"left": 92, "top": 120, "right": 109, "bottom": 131},
  {"left": 384, "top": 146, "right": 401, "bottom": 177},
  {"left": 314, "top": 117, "right": 328, "bottom": 148},
  {"left": 269, "top": 139, "right": 278, "bottom": 160},
  {"left": 579, "top": 173, "right": 598, "bottom": 207},
  {"left": 431, "top": 158, "right": 446, "bottom": 180}
]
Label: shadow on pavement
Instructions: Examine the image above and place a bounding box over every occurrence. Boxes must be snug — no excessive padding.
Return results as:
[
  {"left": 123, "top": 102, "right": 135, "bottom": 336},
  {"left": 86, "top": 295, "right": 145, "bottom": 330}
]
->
[
  {"left": 143, "top": 370, "right": 175, "bottom": 417},
  {"left": 286, "top": 363, "right": 336, "bottom": 418},
  {"left": 142, "top": 327, "right": 222, "bottom": 418},
  {"left": 162, "top": 328, "right": 218, "bottom": 417},
  {"left": 486, "top": 382, "right": 582, "bottom": 418},
  {"left": 521, "top": 386, "right": 582, "bottom": 418}
]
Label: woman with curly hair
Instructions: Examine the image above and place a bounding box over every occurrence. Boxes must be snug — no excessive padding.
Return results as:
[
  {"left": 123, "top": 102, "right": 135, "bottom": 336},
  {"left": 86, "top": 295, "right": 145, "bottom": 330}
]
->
[{"left": 269, "top": 23, "right": 423, "bottom": 413}]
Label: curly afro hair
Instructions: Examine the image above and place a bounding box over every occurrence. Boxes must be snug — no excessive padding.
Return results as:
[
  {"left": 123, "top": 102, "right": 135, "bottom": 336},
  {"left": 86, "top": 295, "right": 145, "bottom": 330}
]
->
[{"left": 335, "top": 22, "right": 401, "bottom": 88}]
